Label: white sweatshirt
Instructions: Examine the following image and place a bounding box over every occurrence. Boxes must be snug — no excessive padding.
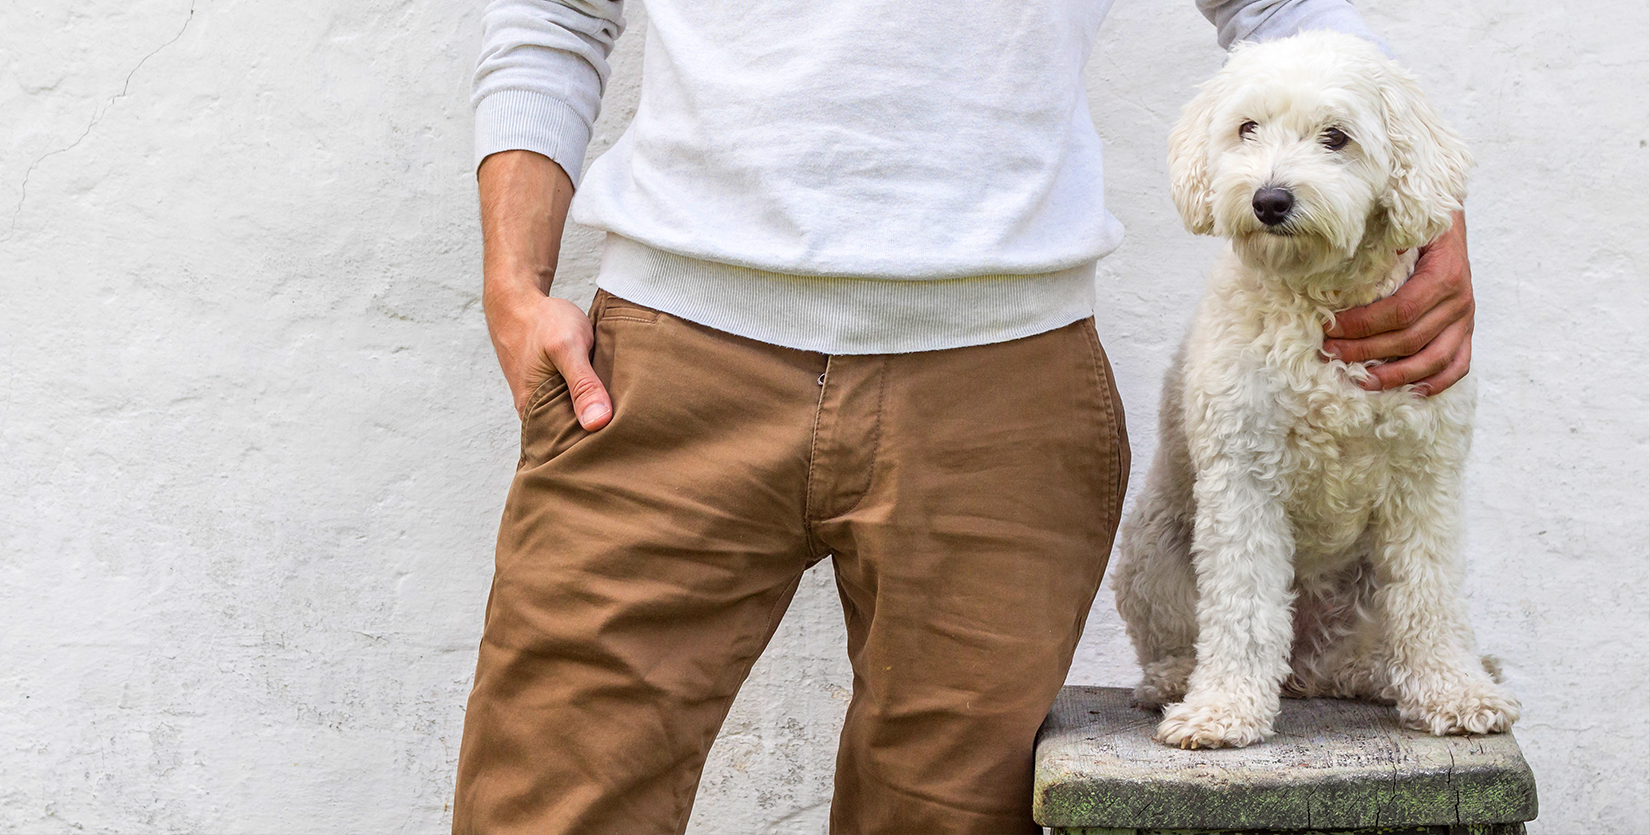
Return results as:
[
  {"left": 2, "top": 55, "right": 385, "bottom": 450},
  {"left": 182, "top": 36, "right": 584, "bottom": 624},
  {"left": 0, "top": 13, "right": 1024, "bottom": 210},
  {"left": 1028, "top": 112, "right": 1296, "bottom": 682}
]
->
[{"left": 474, "top": 0, "right": 1384, "bottom": 353}]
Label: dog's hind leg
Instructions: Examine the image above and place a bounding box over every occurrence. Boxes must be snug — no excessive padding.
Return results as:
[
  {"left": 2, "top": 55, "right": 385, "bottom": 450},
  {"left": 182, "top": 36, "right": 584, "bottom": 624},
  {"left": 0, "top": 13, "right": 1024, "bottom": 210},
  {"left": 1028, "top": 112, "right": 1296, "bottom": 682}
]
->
[
  {"left": 1114, "top": 454, "right": 1198, "bottom": 709},
  {"left": 1115, "top": 364, "right": 1200, "bottom": 709},
  {"left": 1373, "top": 452, "right": 1520, "bottom": 735}
]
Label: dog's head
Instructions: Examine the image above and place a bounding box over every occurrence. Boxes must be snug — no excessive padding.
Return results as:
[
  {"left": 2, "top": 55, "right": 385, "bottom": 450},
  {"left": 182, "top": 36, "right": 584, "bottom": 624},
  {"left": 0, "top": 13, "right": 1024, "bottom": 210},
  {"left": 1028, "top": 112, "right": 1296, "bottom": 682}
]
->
[{"left": 1167, "top": 31, "right": 1472, "bottom": 277}]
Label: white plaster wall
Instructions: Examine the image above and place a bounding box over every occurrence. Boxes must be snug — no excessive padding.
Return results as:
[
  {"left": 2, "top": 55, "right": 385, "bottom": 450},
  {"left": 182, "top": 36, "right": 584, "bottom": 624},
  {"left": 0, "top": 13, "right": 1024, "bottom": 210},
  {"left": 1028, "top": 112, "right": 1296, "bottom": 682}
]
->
[{"left": 0, "top": 1, "right": 1643, "bottom": 832}]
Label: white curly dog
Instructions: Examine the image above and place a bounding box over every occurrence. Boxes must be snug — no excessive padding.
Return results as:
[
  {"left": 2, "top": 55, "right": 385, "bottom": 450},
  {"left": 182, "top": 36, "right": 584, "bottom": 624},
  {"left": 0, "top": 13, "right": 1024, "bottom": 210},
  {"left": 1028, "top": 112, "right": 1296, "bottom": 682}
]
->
[{"left": 1113, "top": 31, "right": 1520, "bottom": 750}]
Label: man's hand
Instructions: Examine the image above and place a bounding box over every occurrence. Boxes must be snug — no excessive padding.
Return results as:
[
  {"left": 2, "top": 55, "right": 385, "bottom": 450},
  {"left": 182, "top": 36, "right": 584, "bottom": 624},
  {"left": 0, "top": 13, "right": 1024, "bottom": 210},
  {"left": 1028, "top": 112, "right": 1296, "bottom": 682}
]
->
[
  {"left": 489, "top": 293, "right": 613, "bottom": 429},
  {"left": 479, "top": 150, "right": 612, "bottom": 430},
  {"left": 1323, "top": 211, "right": 1474, "bottom": 396}
]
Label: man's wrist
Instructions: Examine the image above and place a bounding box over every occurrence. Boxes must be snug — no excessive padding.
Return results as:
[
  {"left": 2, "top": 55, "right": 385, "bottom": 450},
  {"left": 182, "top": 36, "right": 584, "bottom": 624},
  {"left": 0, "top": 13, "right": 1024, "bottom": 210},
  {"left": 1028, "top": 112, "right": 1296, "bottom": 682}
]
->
[{"left": 483, "top": 268, "right": 552, "bottom": 329}]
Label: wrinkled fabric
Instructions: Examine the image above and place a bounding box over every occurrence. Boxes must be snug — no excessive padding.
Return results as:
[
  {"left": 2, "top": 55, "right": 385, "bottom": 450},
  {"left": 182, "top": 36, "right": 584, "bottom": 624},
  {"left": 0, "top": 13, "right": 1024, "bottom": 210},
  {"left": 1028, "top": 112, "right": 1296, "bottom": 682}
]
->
[{"left": 453, "top": 291, "right": 1131, "bottom": 834}]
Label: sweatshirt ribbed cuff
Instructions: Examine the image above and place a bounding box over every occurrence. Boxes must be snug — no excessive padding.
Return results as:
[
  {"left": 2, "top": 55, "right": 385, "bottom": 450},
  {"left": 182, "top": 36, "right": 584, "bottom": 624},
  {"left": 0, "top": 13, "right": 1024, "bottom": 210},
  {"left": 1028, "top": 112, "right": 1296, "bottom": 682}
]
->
[{"left": 473, "top": 89, "right": 593, "bottom": 185}]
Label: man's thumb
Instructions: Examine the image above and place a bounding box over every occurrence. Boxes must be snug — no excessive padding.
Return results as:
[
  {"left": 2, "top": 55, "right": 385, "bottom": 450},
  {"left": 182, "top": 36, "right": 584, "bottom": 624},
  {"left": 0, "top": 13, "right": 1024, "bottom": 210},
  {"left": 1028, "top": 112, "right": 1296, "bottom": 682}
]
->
[{"left": 559, "top": 353, "right": 612, "bottom": 431}]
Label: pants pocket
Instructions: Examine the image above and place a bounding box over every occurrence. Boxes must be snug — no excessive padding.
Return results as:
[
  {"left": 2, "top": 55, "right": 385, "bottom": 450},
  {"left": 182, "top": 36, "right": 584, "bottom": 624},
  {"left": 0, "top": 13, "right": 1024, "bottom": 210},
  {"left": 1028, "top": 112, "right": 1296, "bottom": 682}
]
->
[{"left": 518, "top": 373, "right": 576, "bottom": 471}]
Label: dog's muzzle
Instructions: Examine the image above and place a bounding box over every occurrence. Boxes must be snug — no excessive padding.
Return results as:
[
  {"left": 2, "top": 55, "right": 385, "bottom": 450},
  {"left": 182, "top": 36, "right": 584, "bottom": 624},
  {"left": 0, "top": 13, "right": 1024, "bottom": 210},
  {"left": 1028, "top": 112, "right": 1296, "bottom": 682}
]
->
[{"left": 1252, "top": 187, "right": 1295, "bottom": 227}]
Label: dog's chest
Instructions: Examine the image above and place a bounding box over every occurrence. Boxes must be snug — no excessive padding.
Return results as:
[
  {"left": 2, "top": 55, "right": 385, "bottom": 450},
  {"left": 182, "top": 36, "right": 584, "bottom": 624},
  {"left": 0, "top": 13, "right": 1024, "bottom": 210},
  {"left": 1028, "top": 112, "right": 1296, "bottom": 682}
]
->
[
  {"left": 1186, "top": 260, "right": 1473, "bottom": 568},
  {"left": 1279, "top": 424, "right": 1392, "bottom": 563},
  {"left": 1274, "top": 362, "right": 1453, "bottom": 564}
]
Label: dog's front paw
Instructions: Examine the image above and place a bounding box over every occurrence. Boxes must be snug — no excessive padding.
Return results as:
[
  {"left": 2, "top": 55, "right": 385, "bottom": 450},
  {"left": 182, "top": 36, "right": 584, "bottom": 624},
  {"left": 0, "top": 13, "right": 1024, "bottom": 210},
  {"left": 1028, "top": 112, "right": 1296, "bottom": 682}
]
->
[
  {"left": 1133, "top": 656, "right": 1196, "bottom": 709},
  {"left": 1399, "top": 681, "right": 1521, "bottom": 736},
  {"left": 1155, "top": 696, "right": 1274, "bottom": 749}
]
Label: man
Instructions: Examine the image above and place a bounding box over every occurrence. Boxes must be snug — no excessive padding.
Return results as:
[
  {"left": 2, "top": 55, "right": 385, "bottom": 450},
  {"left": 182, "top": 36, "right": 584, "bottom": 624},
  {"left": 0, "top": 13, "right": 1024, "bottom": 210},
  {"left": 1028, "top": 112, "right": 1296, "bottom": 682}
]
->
[{"left": 453, "top": 1, "right": 1478, "bottom": 832}]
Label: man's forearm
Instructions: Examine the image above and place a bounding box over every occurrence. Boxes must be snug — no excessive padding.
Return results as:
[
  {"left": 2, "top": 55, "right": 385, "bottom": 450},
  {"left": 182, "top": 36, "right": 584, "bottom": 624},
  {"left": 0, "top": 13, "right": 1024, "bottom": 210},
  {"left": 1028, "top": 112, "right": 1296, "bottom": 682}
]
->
[{"left": 480, "top": 149, "right": 575, "bottom": 313}]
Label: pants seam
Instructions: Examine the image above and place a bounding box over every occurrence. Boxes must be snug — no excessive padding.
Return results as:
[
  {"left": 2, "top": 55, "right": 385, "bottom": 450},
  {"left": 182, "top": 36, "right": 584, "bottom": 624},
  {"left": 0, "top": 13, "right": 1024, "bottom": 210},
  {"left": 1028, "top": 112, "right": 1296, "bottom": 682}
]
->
[{"left": 1082, "top": 321, "right": 1125, "bottom": 532}]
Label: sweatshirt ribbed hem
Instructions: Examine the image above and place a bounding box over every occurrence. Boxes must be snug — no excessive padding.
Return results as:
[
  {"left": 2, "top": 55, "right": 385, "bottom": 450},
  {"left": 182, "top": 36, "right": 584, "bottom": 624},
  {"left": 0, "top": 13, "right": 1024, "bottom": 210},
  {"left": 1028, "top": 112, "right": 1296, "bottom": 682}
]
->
[
  {"left": 473, "top": 89, "right": 592, "bottom": 184},
  {"left": 596, "top": 235, "right": 1097, "bottom": 355}
]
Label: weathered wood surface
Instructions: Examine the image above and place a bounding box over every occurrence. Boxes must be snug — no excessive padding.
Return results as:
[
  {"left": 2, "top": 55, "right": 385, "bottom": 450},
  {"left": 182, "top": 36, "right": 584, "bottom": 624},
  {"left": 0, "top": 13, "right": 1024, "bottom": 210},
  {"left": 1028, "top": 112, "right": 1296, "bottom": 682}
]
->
[
  {"left": 1053, "top": 827, "right": 1523, "bottom": 834},
  {"left": 1034, "top": 686, "right": 1538, "bottom": 832}
]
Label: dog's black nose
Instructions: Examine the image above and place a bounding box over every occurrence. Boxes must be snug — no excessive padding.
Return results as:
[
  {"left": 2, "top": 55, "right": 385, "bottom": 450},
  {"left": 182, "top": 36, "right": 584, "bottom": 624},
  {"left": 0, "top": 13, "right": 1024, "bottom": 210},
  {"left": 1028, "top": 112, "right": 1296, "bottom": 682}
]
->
[{"left": 1252, "top": 187, "right": 1295, "bottom": 226}]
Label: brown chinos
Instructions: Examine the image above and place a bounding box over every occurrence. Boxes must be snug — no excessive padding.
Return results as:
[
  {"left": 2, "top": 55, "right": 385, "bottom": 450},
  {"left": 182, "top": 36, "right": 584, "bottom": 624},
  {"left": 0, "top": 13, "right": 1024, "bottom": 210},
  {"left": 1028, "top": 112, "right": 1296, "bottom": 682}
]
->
[{"left": 453, "top": 291, "right": 1129, "bottom": 834}]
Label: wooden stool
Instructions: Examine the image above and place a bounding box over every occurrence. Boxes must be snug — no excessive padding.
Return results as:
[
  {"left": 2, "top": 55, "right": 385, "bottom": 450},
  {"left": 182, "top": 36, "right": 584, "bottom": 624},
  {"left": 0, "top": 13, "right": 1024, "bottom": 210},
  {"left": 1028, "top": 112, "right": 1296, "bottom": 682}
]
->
[{"left": 1034, "top": 686, "right": 1538, "bottom": 835}]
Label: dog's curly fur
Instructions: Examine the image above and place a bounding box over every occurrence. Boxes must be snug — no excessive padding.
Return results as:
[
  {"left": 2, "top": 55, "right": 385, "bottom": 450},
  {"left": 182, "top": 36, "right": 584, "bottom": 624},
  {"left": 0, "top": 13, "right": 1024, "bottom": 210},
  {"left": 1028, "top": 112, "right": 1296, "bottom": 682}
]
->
[{"left": 1113, "top": 31, "right": 1519, "bottom": 749}]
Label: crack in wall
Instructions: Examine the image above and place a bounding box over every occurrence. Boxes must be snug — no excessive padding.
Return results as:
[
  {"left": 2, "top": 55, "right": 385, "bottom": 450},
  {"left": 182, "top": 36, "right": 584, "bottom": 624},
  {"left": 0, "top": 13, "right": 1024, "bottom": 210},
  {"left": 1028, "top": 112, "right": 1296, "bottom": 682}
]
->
[{"left": 2, "top": 1, "right": 197, "bottom": 242}]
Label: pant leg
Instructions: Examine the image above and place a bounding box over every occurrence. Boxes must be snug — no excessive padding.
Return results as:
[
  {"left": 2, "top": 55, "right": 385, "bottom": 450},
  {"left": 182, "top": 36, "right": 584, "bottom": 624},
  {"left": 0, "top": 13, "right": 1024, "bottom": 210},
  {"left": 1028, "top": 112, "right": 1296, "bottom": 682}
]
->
[
  {"left": 453, "top": 293, "right": 828, "bottom": 835},
  {"left": 811, "top": 319, "right": 1130, "bottom": 835}
]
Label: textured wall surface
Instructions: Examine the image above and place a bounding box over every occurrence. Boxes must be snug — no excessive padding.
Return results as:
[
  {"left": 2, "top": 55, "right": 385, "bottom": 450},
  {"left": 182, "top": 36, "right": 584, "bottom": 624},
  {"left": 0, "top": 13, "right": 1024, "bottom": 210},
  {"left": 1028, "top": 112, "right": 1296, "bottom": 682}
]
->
[{"left": 1, "top": 1, "right": 1644, "bottom": 833}]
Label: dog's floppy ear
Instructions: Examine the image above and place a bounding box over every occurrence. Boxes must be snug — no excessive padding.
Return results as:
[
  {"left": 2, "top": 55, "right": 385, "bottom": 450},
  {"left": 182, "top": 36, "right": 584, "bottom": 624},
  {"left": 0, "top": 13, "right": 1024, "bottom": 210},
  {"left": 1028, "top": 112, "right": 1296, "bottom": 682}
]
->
[
  {"left": 1377, "top": 65, "right": 1474, "bottom": 250},
  {"left": 1167, "top": 79, "right": 1221, "bottom": 236}
]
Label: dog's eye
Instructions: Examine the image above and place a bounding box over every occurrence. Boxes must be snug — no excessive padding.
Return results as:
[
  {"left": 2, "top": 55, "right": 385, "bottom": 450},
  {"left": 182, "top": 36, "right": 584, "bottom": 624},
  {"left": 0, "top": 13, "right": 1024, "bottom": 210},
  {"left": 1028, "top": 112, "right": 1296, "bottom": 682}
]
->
[
  {"left": 1239, "top": 120, "right": 1258, "bottom": 139},
  {"left": 1322, "top": 128, "right": 1350, "bottom": 150}
]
